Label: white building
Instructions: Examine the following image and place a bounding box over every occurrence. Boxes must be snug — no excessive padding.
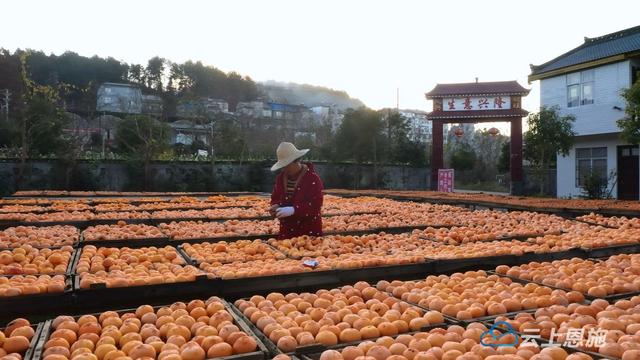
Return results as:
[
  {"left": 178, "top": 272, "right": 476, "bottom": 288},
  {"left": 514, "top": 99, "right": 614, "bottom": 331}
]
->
[
  {"left": 96, "top": 83, "right": 143, "bottom": 114},
  {"left": 236, "top": 101, "right": 272, "bottom": 118},
  {"left": 311, "top": 105, "right": 343, "bottom": 132},
  {"left": 399, "top": 109, "right": 432, "bottom": 142},
  {"left": 529, "top": 25, "right": 640, "bottom": 199}
]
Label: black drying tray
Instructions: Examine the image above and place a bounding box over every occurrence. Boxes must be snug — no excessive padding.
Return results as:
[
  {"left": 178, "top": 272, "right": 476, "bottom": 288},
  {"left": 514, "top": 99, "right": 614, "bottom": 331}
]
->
[
  {"left": 487, "top": 269, "right": 640, "bottom": 302},
  {"left": 80, "top": 235, "right": 171, "bottom": 249},
  {"left": 0, "top": 275, "right": 73, "bottom": 324},
  {"left": 429, "top": 254, "right": 519, "bottom": 274},
  {"left": 30, "top": 298, "right": 269, "bottom": 360},
  {"left": 1, "top": 322, "right": 44, "bottom": 360},
  {"left": 0, "top": 220, "right": 91, "bottom": 231},
  {"left": 517, "top": 247, "right": 588, "bottom": 263},
  {"left": 584, "top": 242, "right": 640, "bottom": 258},
  {"left": 292, "top": 323, "right": 457, "bottom": 359},
  {"left": 228, "top": 295, "right": 451, "bottom": 358}
]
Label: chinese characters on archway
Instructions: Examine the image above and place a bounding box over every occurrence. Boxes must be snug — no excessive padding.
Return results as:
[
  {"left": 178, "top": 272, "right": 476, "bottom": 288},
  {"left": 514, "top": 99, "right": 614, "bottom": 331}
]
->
[{"left": 444, "top": 96, "right": 511, "bottom": 111}]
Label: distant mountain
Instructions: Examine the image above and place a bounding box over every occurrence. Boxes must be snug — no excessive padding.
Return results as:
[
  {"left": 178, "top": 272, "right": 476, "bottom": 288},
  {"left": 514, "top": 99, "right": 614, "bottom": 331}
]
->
[{"left": 258, "top": 81, "right": 365, "bottom": 110}]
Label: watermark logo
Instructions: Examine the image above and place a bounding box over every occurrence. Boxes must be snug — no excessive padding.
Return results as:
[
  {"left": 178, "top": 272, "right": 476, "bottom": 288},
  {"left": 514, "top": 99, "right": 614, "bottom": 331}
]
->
[
  {"left": 480, "top": 322, "right": 520, "bottom": 347},
  {"left": 481, "top": 324, "right": 608, "bottom": 348}
]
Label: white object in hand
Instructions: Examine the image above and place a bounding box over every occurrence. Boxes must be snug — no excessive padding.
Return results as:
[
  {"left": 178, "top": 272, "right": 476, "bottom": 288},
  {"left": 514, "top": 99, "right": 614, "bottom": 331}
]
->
[{"left": 276, "top": 206, "right": 295, "bottom": 218}]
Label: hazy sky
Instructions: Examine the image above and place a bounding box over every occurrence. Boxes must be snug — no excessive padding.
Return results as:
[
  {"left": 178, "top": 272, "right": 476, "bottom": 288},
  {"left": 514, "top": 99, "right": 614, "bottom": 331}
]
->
[{"left": 2, "top": 0, "right": 639, "bottom": 134}]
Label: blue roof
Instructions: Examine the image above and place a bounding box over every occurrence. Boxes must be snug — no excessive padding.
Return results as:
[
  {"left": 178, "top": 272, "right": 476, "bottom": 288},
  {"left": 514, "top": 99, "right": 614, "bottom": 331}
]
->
[
  {"left": 268, "top": 102, "right": 306, "bottom": 112},
  {"left": 530, "top": 25, "right": 640, "bottom": 78}
]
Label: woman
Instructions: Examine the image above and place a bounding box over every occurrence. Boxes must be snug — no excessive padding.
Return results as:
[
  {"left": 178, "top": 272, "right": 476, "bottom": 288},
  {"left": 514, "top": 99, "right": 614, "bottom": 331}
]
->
[{"left": 270, "top": 142, "right": 324, "bottom": 239}]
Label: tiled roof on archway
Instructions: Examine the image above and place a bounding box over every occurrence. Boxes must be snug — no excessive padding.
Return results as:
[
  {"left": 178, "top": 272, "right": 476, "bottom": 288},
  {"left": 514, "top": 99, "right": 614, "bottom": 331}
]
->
[{"left": 425, "top": 81, "right": 530, "bottom": 98}]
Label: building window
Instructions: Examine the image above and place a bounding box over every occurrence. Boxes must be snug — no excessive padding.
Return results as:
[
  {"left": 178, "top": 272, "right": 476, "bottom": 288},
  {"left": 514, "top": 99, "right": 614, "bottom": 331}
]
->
[
  {"left": 575, "top": 147, "right": 607, "bottom": 187},
  {"left": 567, "top": 70, "right": 594, "bottom": 107}
]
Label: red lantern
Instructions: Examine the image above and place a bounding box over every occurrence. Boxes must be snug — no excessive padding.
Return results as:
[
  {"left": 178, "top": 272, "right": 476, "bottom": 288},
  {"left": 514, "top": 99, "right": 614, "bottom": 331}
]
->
[
  {"left": 488, "top": 127, "right": 499, "bottom": 137},
  {"left": 454, "top": 127, "right": 464, "bottom": 138}
]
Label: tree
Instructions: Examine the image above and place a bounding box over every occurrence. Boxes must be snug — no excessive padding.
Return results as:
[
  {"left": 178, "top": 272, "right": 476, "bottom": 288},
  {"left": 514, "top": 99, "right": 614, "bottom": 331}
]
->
[
  {"left": 115, "top": 115, "right": 171, "bottom": 189},
  {"left": 128, "top": 64, "right": 145, "bottom": 85},
  {"left": 524, "top": 106, "right": 576, "bottom": 194},
  {"left": 212, "top": 116, "right": 245, "bottom": 159},
  {"left": 450, "top": 143, "right": 476, "bottom": 171},
  {"left": 169, "top": 61, "right": 258, "bottom": 110},
  {"left": 11, "top": 51, "right": 70, "bottom": 188},
  {"left": 145, "top": 57, "right": 166, "bottom": 92},
  {"left": 333, "top": 108, "right": 384, "bottom": 163},
  {"left": 617, "top": 74, "right": 640, "bottom": 144},
  {"left": 469, "top": 129, "right": 508, "bottom": 183},
  {"left": 383, "top": 111, "right": 426, "bottom": 166}
]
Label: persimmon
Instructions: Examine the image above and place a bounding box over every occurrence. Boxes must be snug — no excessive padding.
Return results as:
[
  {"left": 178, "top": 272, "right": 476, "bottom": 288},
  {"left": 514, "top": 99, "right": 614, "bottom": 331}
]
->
[
  {"left": 35, "top": 297, "right": 258, "bottom": 360},
  {"left": 76, "top": 246, "right": 201, "bottom": 288}
]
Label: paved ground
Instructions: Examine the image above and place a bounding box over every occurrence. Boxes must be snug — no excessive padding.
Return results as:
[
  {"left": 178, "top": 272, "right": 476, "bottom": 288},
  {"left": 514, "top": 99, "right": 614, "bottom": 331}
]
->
[{"left": 453, "top": 189, "right": 510, "bottom": 196}]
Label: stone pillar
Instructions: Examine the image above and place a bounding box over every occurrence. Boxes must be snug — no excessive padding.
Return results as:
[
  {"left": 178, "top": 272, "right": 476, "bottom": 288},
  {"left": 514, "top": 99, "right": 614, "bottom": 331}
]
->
[
  {"left": 430, "top": 120, "right": 444, "bottom": 190},
  {"left": 510, "top": 118, "right": 524, "bottom": 195}
]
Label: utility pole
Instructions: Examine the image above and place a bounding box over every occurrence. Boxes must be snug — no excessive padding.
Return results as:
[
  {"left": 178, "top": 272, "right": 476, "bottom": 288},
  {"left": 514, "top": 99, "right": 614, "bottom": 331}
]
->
[{"left": 0, "top": 89, "right": 10, "bottom": 121}]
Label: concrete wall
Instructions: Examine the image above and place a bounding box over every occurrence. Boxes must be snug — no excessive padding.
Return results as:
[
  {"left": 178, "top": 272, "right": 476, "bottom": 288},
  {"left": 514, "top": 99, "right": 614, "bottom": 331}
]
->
[
  {"left": 0, "top": 160, "right": 430, "bottom": 193},
  {"left": 540, "top": 60, "right": 630, "bottom": 136},
  {"left": 556, "top": 134, "right": 620, "bottom": 198}
]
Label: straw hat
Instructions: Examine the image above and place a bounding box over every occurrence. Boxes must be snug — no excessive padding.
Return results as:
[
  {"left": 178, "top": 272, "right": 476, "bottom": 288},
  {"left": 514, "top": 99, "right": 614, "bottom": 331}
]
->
[{"left": 271, "top": 142, "right": 309, "bottom": 171}]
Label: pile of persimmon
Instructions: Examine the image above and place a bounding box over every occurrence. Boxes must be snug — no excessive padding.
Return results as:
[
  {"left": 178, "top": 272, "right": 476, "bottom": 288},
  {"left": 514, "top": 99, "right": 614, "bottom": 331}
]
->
[
  {"left": 323, "top": 213, "right": 460, "bottom": 233},
  {"left": 0, "top": 198, "right": 52, "bottom": 206},
  {"left": 438, "top": 210, "right": 586, "bottom": 244},
  {"left": 76, "top": 245, "right": 201, "bottom": 288},
  {"left": 0, "top": 225, "right": 78, "bottom": 248},
  {"left": 83, "top": 223, "right": 166, "bottom": 242},
  {"left": 201, "top": 208, "right": 270, "bottom": 219},
  {"left": 159, "top": 220, "right": 279, "bottom": 240},
  {"left": 528, "top": 227, "right": 640, "bottom": 249},
  {"left": 320, "top": 196, "right": 468, "bottom": 217},
  {"left": 0, "top": 205, "right": 46, "bottom": 213},
  {"left": 181, "top": 240, "right": 285, "bottom": 265},
  {"left": 496, "top": 256, "right": 640, "bottom": 297},
  {"left": 413, "top": 239, "right": 575, "bottom": 259},
  {"left": 314, "top": 322, "right": 594, "bottom": 360},
  {"left": 267, "top": 232, "right": 575, "bottom": 262},
  {"left": 1, "top": 318, "right": 38, "bottom": 359},
  {"left": 199, "top": 258, "right": 332, "bottom": 279},
  {"left": 234, "top": 281, "right": 445, "bottom": 352},
  {"left": 93, "top": 203, "right": 139, "bottom": 213},
  {"left": 0, "top": 274, "right": 66, "bottom": 297},
  {"left": 0, "top": 213, "right": 33, "bottom": 222},
  {"left": 489, "top": 296, "right": 640, "bottom": 359},
  {"left": 266, "top": 233, "right": 429, "bottom": 258},
  {"left": 94, "top": 211, "right": 152, "bottom": 220},
  {"left": 324, "top": 253, "right": 426, "bottom": 269},
  {"left": 149, "top": 210, "right": 209, "bottom": 220},
  {"left": 577, "top": 213, "right": 640, "bottom": 229},
  {"left": 378, "top": 270, "right": 584, "bottom": 320},
  {"left": 328, "top": 188, "right": 640, "bottom": 213},
  {"left": 38, "top": 297, "right": 260, "bottom": 360},
  {"left": 0, "top": 246, "right": 72, "bottom": 275},
  {"left": 91, "top": 197, "right": 165, "bottom": 204},
  {"left": 20, "top": 211, "right": 96, "bottom": 223},
  {"left": 49, "top": 201, "right": 92, "bottom": 212}
]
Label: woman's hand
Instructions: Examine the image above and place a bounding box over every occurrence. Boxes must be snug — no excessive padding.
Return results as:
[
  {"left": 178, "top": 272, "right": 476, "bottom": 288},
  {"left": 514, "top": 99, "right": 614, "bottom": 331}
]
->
[
  {"left": 269, "top": 204, "right": 279, "bottom": 217},
  {"left": 276, "top": 206, "right": 295, "bottom": 219}
]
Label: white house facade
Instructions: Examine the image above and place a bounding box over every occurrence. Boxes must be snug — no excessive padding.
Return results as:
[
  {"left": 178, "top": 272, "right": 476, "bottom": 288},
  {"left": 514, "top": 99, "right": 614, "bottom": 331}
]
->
[{"left": 529, "top": 25, "right": 640, "bottom": 199}]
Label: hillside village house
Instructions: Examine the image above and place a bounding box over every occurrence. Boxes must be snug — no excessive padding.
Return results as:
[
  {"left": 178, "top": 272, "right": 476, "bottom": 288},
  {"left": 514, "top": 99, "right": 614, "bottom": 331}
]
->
[{"left": 529, "top": 25, "right": 640, "bottom": 199}]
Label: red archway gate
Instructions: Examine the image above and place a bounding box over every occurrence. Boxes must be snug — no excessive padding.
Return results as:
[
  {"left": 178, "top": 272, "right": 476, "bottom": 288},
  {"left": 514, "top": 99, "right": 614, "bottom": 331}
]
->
[{"left": 425, "top": 81, "right": 529, "bottom": 195}]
